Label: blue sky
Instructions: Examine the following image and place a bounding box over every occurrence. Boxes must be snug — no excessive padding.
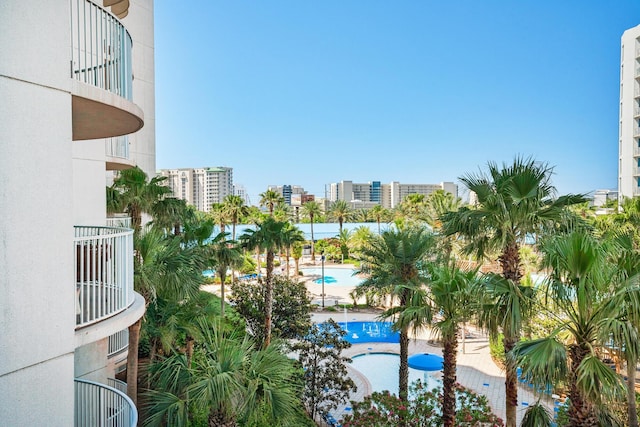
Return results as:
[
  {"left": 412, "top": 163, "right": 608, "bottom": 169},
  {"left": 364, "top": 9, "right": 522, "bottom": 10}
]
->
[{"left": 155, "top": 1, "right": 640, "bottom": 204}]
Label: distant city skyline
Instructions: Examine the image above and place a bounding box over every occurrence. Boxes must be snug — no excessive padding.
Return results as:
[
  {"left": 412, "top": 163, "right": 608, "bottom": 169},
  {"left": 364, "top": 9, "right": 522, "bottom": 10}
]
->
[{"left": 155, "top": 2, "right": 640, "bottom": 203}]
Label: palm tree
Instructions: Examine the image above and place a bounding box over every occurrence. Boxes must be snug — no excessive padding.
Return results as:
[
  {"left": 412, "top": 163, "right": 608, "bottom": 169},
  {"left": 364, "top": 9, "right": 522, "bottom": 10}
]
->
[
  {"left": 239, "top": 217, "right": 287, "bottom": 347},
  {"left": 144, "top": 321, "right": 300, "bottom": 427},
  {"left": 209, "top": 203, "right": 230, "bottom": 234},
  {"left": 328, "top": 199, "right": 353, "bottom": 234},
  {"left": 356, "top": 225, "right": 435, "bottom": 403},
  {"left": 301, "top": 200, "right": 322, "bottom": 263},
  {"left": 207, "top": 232, "right": 243, "bottom": 317},
  {"left": 427, "top": 262, "right": 478, "bottom": 427},
  {"left": 151, "top": 197, "right": 192, "bottom": 236},
  {"left": 369, "top": 204, "right": 389, "bottom": 235},
  {"left": 259, "top": 189, "right": 284, "bottom": 216},
  {"left": 128, "top": 228, "right": 205, "bottom": 404},
  {"left": 513, "top": 231, "right": 629, "bottom": 426},
  {"left": 222, "top": 195, "right": 248, "bottom": 241},
  {"left": 441, "top": 156, "right": 584, "bottom": 427},
  {"left": 273, "top": 201, "right": 293, "bottom": 222},
  {"left": 281, "top": 223, "right": 305, "bottom": 278},
  {"left": 108, "top": 166, "right": 171, "bottom": 232}
]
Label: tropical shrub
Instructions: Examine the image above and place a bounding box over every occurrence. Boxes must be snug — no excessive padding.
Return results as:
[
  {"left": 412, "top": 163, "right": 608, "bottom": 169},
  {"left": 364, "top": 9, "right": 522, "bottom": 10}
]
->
[{"left": 341, "top": 380, "right": 503, "bottom": 427}]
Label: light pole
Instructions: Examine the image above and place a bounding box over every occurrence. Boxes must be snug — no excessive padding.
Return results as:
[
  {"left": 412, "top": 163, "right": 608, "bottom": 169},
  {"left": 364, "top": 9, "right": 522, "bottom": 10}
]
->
[{"left": 321, "top": 254, "right": 325, "bottom": 308}]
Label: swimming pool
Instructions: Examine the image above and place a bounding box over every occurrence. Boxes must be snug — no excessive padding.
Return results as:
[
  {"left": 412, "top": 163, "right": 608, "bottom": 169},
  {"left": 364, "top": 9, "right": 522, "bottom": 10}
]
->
[
  {"left": 350, "top": 352, "right": 442, "bottom": 394},
  {"left": 301, "top": 267, "right": 363, "bottom": 287},
  {"left": 337, "top": 321, "right": 399, "bottom": 344}
]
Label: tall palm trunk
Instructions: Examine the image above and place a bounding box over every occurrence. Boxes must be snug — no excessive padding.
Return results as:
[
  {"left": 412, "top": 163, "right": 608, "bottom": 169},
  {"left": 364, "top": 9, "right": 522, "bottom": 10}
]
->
[
  {"left": 442, "top": 332, "right": 458, "bottom": 427},
  {"left": 500, "top": 241, "right": 522, "bottom": 427},
  {"left": 503, "top": 334, "right": 519, "bottom": 427},
  {"left": 285, "top": 247, "right": 291, "bottom": 278},
  {"left": 126, "top": 318, "right": 142, "bottom": 405},
  {"left": 264, "top": 250, "right": 275, "bottom": 348},
  {"left": 399, "top": 326, "right": 409, "bottom": 427},
  {"left": 399, "top": 290, "right": 410, "bottom": 405},
  {"left": 627, "top": 355, "right": 638, "bottom": 427},
  {"left": 568, "top": 344, "right": 597, "bottom": 427},
  {"left": 219, "top": 269, "right": 227, "bottom": 317},
  {"left": 310, "top": 214, "right": 316, "bottom": 264}
]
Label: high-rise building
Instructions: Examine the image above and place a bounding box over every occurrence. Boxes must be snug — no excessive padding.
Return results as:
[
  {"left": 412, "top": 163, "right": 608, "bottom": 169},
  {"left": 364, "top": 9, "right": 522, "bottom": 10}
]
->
[
  {"left": 158, "top": 167, "right": 234, "bottom": 212},
  {"left": 267, "top": 184, "right": 307, "bottom": 205},
  {"left": 234, "top": 184, "right": 252, "bottom": 206},
  {"left": 328, "top": 180, "right": 458, "bottom": 209},
  {"left": 619, "top": 24, "right": 640, "bottom": 201},
  {"left": 1, "top": 0, "right": 153, "bottom": 424}
]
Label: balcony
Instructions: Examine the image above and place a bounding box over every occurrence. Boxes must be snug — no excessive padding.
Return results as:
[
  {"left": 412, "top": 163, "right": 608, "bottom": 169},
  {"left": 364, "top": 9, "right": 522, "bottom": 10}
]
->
[
  {"left": 75, "top": 226, "right": 134, "bottom": 328},
  {"left": 71, "top": 0, "right": 143, "bottom": 140},
  {"left": 75, "top": 378, "right": 137, "bottom": 427},
  {"left": 108, "top": 329, "right": 129, "bottom": 358},
  {"left": 105, "top": 215, "right": 132, "bottom": 228},
  {"left": 106, "top": 136, "right": 134, "bottom": 170}
]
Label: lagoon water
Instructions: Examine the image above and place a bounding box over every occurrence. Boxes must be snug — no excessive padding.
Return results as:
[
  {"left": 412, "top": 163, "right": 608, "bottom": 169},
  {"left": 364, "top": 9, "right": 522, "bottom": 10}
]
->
[{"left": 212, "top": 222, "right": 391, "bottom": 241}]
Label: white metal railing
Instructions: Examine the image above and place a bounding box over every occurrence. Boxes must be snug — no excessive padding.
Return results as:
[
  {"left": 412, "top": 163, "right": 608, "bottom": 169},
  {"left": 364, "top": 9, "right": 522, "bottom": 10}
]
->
[
  {"left": 635, "top": 127, "right": 640, "bottom": 137},
  {"left": 75, "top": 378, "right": 137, "bottom": 427},
  {"left": 635, "top": 106, "right": 640, "bottom": 118},
  {"left": 105, "top": 216, "right": 132, "bottom": 228},
  {"left": 634, "top": 146, "right": 640, "bottom": 156},
  {"left": 108, "top": 329, "right": 129, "bottom": 357},
  {"left": 107, "top": 378, "right": 128, "bottom": 394},
  {"left": 70, "top": 0, "right": 133, "bottom": 100},
  {"left": 106, "top": 136, "right": 129, "bottom": 160},
  {"left": 75, "top": 226, "right": 134, "bottom": 328}
]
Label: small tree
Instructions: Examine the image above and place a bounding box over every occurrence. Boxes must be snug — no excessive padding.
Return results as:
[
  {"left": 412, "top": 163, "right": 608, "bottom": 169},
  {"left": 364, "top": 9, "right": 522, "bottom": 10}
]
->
[
  {"left": 230, "top": 275, "right": 313, "bottom": 344},
  {"left": 291, "top": 319, "right": 357, "bottom": 421}
]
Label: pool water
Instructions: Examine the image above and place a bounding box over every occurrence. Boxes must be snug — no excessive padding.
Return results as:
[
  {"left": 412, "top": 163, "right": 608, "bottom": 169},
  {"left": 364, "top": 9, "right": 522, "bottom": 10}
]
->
[
  {"left": 350, "top": 353, "right": 442, "bottom": 394},
  {"left": 337, "top": 321, "right": 399, "bottom": 344},
  {"left": 301, "top": 267, "right": 363, "bottom": 287}
]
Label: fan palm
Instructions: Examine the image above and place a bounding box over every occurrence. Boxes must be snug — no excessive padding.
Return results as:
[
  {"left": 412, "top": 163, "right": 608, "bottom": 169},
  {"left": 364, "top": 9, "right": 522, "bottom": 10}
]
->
[
  {"left": 441, "top": 156, "right": 584, "bottom": 426},
  {"left": 207, "top": 232, "right": 243, "bottom": 317},
  {"left": 356, "top": 225, "right": 435, "bottom": 404},
  {"left": 109, "top": 166, "right": 171, "bottom": 232},
  {"left": 144, "top": 321, "right": 300, "bottom": 427},
  {"left": 301, "top": 200, "right": 322, "bottom": 263},
  {"left": 222, "top": 194, "right": 248, "bottom": 241},
  {"left": 513, "top": 231, "right": 627, "bottom": 426},
  {"left": 239, "top": 217, "right": 288, "bottom": 347},
  {"left": 127, "top": 228, "right": 205, "bottom": 404},
  {"left": 281, "top": 223, "right": 305, "bottom": 278},
  {"left": 151, "top": 197, "right": 191, "bottom": 236},
  {"left": 369, "top": 204, "right": 390, "bottom": 235},
  {"left": 427, "top": 262, "right": 478, "bottom": 427},
  {"left": 259, "top": 189, "right": 284, "bottom": 216},
  {"left": 328, "top": 199, "right": 353, "bottom": 233}
]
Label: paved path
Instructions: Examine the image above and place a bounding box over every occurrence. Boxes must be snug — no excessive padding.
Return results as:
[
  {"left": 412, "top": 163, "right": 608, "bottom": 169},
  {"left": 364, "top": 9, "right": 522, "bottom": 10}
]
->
[{"left": 312, "top": 310, "right": 557, "bottom": 426}]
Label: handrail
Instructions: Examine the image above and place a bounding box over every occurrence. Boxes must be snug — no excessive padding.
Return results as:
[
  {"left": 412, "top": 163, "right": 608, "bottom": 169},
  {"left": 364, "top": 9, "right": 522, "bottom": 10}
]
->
[
  {"left": 108, "top": 329, "right": 129, "bottom": 357},
  {"left": 105, "top": 216, "right": 132, "bottom": 228},
  {"left": 106, "top": 135, "right": 130, "bottom": 160},
  {"left": 70, "top": 0, "right": 133, "bottom": 100},
  {"left": 75, "top": 378, "right": 137, "bottom": 427},
  {"left": 75, "top": 226, "right": 134, "bottom": 328}
]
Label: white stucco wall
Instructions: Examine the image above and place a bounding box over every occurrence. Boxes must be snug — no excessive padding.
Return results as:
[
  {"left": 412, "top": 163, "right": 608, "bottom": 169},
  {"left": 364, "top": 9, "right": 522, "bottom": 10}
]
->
[{"left": 0, "top": 1, "right": 75, "bottom": 424}]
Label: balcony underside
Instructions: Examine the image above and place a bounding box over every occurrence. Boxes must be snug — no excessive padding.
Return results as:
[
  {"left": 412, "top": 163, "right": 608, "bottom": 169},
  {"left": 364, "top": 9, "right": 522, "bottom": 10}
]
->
[
  {"left": 106, "top": 157, "right": 135, "bottom": 171},
  {"left": 72, "top": 81, "right": 143, "bottom": 141},
  {"left": 75, "top": 291, "right": 145, "bottom": 349}
]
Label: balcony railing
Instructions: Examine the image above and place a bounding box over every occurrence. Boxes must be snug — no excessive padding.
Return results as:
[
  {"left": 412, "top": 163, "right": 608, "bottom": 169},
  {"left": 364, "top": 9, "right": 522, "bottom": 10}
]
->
[
  {"left": 75, "top": 226, "right": 134, "bottom": 328},
  {"left": 106, "top": 136, "right": 130, "bottom": 160},
  {"left": 105, "top": 216, "right": 132, "bottom": 229},
  {"left": 75, "top": 378, "right": 137, "bottom": 427},
  {"left": 70, "top": 0, "right": 133, "bottom": 100},
  {"left": 108, "top": 329, "right": 129, "bottom": 357}
]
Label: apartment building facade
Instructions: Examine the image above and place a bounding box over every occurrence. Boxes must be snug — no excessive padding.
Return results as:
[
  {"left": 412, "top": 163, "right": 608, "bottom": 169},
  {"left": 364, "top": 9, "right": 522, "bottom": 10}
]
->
[
  {"left": 267, "top": 184, "right": 308, "bottom": 205},
  {"left": 1, "top": 0, "right": 152, "bottom": 424},
  {"left": 619, "top": 24, "right": 640, "bottom": 200},
  {"left": 158, "top": 166, "right": 234, "bottom": 212},
  {"left": 329, "top": 180, "right": 458, "bottom": 209}
]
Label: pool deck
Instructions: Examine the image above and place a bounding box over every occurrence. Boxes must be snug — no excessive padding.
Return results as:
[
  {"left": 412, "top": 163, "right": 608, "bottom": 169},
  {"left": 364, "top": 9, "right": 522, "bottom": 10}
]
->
[{"left": 312, "top": 310, "right": 557, "bottom": 426}]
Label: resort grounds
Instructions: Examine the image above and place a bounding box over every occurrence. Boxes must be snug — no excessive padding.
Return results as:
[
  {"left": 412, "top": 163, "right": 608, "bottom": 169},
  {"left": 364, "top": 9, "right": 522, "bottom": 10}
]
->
[{"left": 205, "top": 258, "right": 558, "bottom": 426}]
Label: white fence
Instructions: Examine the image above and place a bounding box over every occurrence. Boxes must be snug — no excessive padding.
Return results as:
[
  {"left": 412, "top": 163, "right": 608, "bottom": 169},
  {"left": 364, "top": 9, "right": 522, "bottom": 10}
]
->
[
  {"left": 75, "top": 378, "right": 137, "bottom": 427},
  {"left": 75, "top": 226, "right": 134, "bottom": 328}
]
